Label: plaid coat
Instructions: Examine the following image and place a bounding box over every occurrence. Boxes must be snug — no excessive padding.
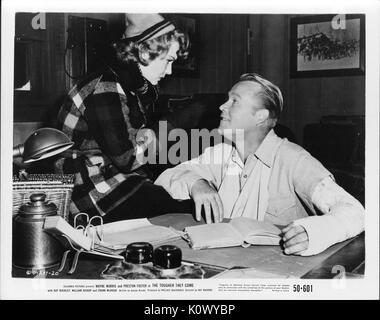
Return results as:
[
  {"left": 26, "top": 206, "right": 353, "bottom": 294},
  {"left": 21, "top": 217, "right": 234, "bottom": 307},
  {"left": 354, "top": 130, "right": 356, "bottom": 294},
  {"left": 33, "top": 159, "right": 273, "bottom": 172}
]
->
[{"left": 54, "top": 64, "right": 158, "bottom": 218}]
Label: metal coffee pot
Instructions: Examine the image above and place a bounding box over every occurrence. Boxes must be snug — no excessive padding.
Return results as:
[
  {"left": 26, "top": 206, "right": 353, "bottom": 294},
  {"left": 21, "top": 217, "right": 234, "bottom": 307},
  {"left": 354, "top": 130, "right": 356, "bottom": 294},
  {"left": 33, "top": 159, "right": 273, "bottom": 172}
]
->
[{"left": 12, "top": 193, "right": 64, "bottom": 269}]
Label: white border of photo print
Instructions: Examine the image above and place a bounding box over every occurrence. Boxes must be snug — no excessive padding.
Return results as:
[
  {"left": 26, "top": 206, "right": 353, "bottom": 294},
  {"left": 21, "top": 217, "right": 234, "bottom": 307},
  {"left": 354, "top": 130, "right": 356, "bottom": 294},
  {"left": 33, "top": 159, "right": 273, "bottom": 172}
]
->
[{"left": 1, "top": 0, "right": 379, "bottom": 300}]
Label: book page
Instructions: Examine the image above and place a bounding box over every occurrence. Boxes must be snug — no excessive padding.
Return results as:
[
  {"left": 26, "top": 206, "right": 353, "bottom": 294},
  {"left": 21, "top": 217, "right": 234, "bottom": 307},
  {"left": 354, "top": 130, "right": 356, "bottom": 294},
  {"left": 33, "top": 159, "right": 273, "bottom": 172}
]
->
[
  {"left": 95, "top": 218, "right": 152, "bottom": 234},
  {"left": 92, "top": 224, "right": 181, "bottom": 250},
  {"left": 44, "top": 215, "right": 93, "bottom": 251},
  {"left": 184, "top": 223, "right": 244, "bottom": 250},
  {"left": 229, "top": 217, "right": 282, "bottom": 244}
]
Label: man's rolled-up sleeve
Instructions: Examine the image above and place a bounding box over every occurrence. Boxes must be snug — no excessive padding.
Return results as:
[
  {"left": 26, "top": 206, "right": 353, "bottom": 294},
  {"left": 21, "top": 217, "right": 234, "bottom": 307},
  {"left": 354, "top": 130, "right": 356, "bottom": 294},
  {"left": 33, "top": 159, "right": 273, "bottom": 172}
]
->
[
  {"left": 155, "top": 147, "right": 220, "bottom": 200},
  {"left": 293, "top": 176, "right": 365, "bottom": 256}
]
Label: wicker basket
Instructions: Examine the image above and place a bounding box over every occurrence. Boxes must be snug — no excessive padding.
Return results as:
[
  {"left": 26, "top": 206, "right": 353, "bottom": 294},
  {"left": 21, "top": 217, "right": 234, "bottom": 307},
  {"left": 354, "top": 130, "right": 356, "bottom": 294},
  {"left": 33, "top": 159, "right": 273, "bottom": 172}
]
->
[{"left": 13, "top": 174, "right": 75, "bottom": 221}]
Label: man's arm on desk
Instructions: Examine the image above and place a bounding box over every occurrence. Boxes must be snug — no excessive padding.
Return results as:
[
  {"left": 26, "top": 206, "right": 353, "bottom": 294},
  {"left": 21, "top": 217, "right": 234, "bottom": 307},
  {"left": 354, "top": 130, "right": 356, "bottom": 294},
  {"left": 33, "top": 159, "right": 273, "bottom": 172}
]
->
[
  {"left": 155, "top": 147, "right": 224, "bottom": 223},
  {"left": 283, "top": 176, "right": 365, "bottom": 256},
  {"left": 155, "top": 147, "right": 218, "bottom": 198}
]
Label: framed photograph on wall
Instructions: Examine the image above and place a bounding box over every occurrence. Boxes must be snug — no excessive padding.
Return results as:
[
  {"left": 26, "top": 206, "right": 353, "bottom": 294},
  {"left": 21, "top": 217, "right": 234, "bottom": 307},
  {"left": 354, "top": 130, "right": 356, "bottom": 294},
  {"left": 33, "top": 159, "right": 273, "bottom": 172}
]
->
[{"left": 290, "top": 14, "right": 365, "bottom": 78}]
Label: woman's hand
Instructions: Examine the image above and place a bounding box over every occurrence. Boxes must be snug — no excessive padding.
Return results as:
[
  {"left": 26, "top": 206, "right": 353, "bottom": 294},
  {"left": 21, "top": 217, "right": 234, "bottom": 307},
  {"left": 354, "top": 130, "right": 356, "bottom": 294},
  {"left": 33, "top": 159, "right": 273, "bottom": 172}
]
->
[
  {"left": 135, "top": 128, "right": 160, "bottom": 165},
  {"left": 190, "top": 179, "right": 224, "bottom": 224}
]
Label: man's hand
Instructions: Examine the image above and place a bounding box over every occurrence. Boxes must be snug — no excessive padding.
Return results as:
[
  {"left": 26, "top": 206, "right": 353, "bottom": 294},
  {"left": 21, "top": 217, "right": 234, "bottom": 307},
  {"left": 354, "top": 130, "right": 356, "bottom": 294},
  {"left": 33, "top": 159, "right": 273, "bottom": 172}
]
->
[
  {"left": 190, "top": 179, "right": 223, "bottom": 224},
  {"left": 281, "top": 223, "right": 309, "bottom": 255}
]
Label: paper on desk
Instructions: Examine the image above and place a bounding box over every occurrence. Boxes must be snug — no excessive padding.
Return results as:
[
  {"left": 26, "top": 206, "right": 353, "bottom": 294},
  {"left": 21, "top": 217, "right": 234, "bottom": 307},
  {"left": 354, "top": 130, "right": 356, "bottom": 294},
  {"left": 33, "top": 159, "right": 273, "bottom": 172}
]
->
[{"left": 88, "top": 218, "right": 181, "bottom": 250}]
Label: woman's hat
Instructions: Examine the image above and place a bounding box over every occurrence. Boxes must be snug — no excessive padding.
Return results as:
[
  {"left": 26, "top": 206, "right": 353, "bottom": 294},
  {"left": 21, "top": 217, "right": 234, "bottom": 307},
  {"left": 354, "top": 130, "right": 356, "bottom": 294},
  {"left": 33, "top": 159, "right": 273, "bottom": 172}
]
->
[{"left": 123, "top": 14, "right": 175, "bottom": 43}]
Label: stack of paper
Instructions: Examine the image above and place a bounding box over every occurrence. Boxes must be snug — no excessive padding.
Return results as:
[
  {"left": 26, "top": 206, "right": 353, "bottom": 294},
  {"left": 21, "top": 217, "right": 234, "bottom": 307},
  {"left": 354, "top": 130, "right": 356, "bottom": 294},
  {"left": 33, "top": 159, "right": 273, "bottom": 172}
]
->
[
  {"left": 89, "top": 218, "right": 181, "bottom": 250},
  {"left": 44, "top": 216, "right": 181, "bottom": 254}
]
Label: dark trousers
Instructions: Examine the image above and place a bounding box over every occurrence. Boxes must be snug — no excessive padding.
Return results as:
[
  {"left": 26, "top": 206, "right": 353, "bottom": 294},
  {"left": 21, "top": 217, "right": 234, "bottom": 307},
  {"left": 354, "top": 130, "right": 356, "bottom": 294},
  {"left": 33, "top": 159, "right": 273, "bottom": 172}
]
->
[{"left": 103, "top": 181, "right": 194, "bottom": 223}]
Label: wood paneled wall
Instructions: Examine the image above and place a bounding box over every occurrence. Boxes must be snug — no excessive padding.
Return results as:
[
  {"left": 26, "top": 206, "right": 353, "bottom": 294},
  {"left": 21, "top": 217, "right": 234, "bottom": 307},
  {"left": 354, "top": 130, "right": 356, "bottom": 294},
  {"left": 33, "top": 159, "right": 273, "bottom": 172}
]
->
[
  {"left": 14, "top": 13, "right": 67, "bottom": 122},
  {"left": 15, "top": 12, "right": 364, "bottom": 142},
  {"left": 248, "top": 14, "right": 365, "bottom": 143},
  {"left": 14, "top": 13, "right": 125, "bottom": 122},
  {"left": 160, "top": 14, "right": 249, "bottom": 95},
  {"left": 14, "top": 13, "right": 251, "bottom": 122}
]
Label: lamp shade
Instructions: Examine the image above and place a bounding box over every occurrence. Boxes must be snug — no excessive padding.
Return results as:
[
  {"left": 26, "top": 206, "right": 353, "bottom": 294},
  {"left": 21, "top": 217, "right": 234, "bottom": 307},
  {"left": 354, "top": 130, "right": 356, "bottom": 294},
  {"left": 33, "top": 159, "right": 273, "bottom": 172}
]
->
[{"left": 13, "top": 128, "right": 74, "bottom": 163}]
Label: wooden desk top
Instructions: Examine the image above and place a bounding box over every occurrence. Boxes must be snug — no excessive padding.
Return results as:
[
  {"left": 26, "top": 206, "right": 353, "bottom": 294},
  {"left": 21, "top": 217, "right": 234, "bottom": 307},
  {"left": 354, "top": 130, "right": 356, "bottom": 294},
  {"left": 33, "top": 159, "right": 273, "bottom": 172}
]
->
[
  {"left": 12, "top": 213, "right": 365, "bottom": 279},
  {"left": 150, "top": 214, "right": 365, "bottom": 278}
]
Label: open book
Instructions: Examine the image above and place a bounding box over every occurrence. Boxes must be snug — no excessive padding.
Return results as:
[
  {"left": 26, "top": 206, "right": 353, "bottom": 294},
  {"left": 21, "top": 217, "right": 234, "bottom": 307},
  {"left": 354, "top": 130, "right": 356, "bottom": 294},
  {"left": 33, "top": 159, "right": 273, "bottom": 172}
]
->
[
  {"left": 184, "top": 217, "right": 282, "bottom": 250},
  {"left": 43, "top": 216, "right": 181, "bottom": 254},
  {"left": 89, "top": 219, "right": 181, "bottom": 250}
]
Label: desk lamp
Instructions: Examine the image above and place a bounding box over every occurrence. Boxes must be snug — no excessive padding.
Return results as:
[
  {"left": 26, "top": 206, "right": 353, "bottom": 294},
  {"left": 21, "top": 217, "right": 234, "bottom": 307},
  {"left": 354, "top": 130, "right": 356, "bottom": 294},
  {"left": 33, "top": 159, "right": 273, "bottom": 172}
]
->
[{"left": 13, "top": 127, "right": 74, "bottom": 163}]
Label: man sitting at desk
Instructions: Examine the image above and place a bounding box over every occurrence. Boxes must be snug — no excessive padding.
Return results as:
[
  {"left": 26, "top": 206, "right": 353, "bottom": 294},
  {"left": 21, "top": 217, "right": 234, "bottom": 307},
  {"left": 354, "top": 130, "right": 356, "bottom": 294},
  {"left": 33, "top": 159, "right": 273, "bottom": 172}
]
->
[{"left": 155, "top": 73, "right": 365, "bottom": 256}]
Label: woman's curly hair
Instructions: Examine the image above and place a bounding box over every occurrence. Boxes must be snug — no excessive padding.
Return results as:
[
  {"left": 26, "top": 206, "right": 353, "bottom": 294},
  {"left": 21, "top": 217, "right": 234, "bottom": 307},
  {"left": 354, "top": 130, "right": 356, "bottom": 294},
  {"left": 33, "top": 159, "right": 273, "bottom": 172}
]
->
[{"left": 112, "top": 29, "right": 189, "bottom": 66}]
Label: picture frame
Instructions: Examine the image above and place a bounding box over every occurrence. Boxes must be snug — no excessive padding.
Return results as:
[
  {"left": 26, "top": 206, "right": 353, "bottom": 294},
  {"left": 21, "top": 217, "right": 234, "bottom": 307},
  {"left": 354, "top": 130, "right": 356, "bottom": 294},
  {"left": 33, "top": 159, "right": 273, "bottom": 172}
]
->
[
  {"left": 290, "top": 14, "right": 365, "bottom": 78},
  {"left": 164, "top": 13, "right": 200, "bottom": 78}
]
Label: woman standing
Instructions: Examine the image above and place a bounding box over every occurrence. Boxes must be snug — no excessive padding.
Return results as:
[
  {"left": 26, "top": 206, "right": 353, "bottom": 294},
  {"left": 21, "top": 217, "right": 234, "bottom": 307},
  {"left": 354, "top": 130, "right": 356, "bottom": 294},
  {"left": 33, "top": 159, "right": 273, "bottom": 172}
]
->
[{"left": 54, "top": 14, "right": 191, "bottom": 222}]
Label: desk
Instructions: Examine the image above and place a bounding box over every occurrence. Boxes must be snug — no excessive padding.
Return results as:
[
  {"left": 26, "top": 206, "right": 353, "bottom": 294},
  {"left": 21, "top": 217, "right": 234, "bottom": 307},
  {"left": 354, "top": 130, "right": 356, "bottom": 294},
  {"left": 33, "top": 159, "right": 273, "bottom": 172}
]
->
[{"left": 12, "top": 213, "right": 365, "bottom": 279}]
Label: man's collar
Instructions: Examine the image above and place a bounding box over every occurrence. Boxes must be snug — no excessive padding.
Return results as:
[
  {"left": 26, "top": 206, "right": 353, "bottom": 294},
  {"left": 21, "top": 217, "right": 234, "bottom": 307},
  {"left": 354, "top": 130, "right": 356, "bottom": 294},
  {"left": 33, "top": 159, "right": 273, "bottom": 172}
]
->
[
  {"left": 254, "top": 129, "right": 281, "bottom": 168},
  {"left": 229, "top": 129, "right": 282, "bottom": 168}
]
